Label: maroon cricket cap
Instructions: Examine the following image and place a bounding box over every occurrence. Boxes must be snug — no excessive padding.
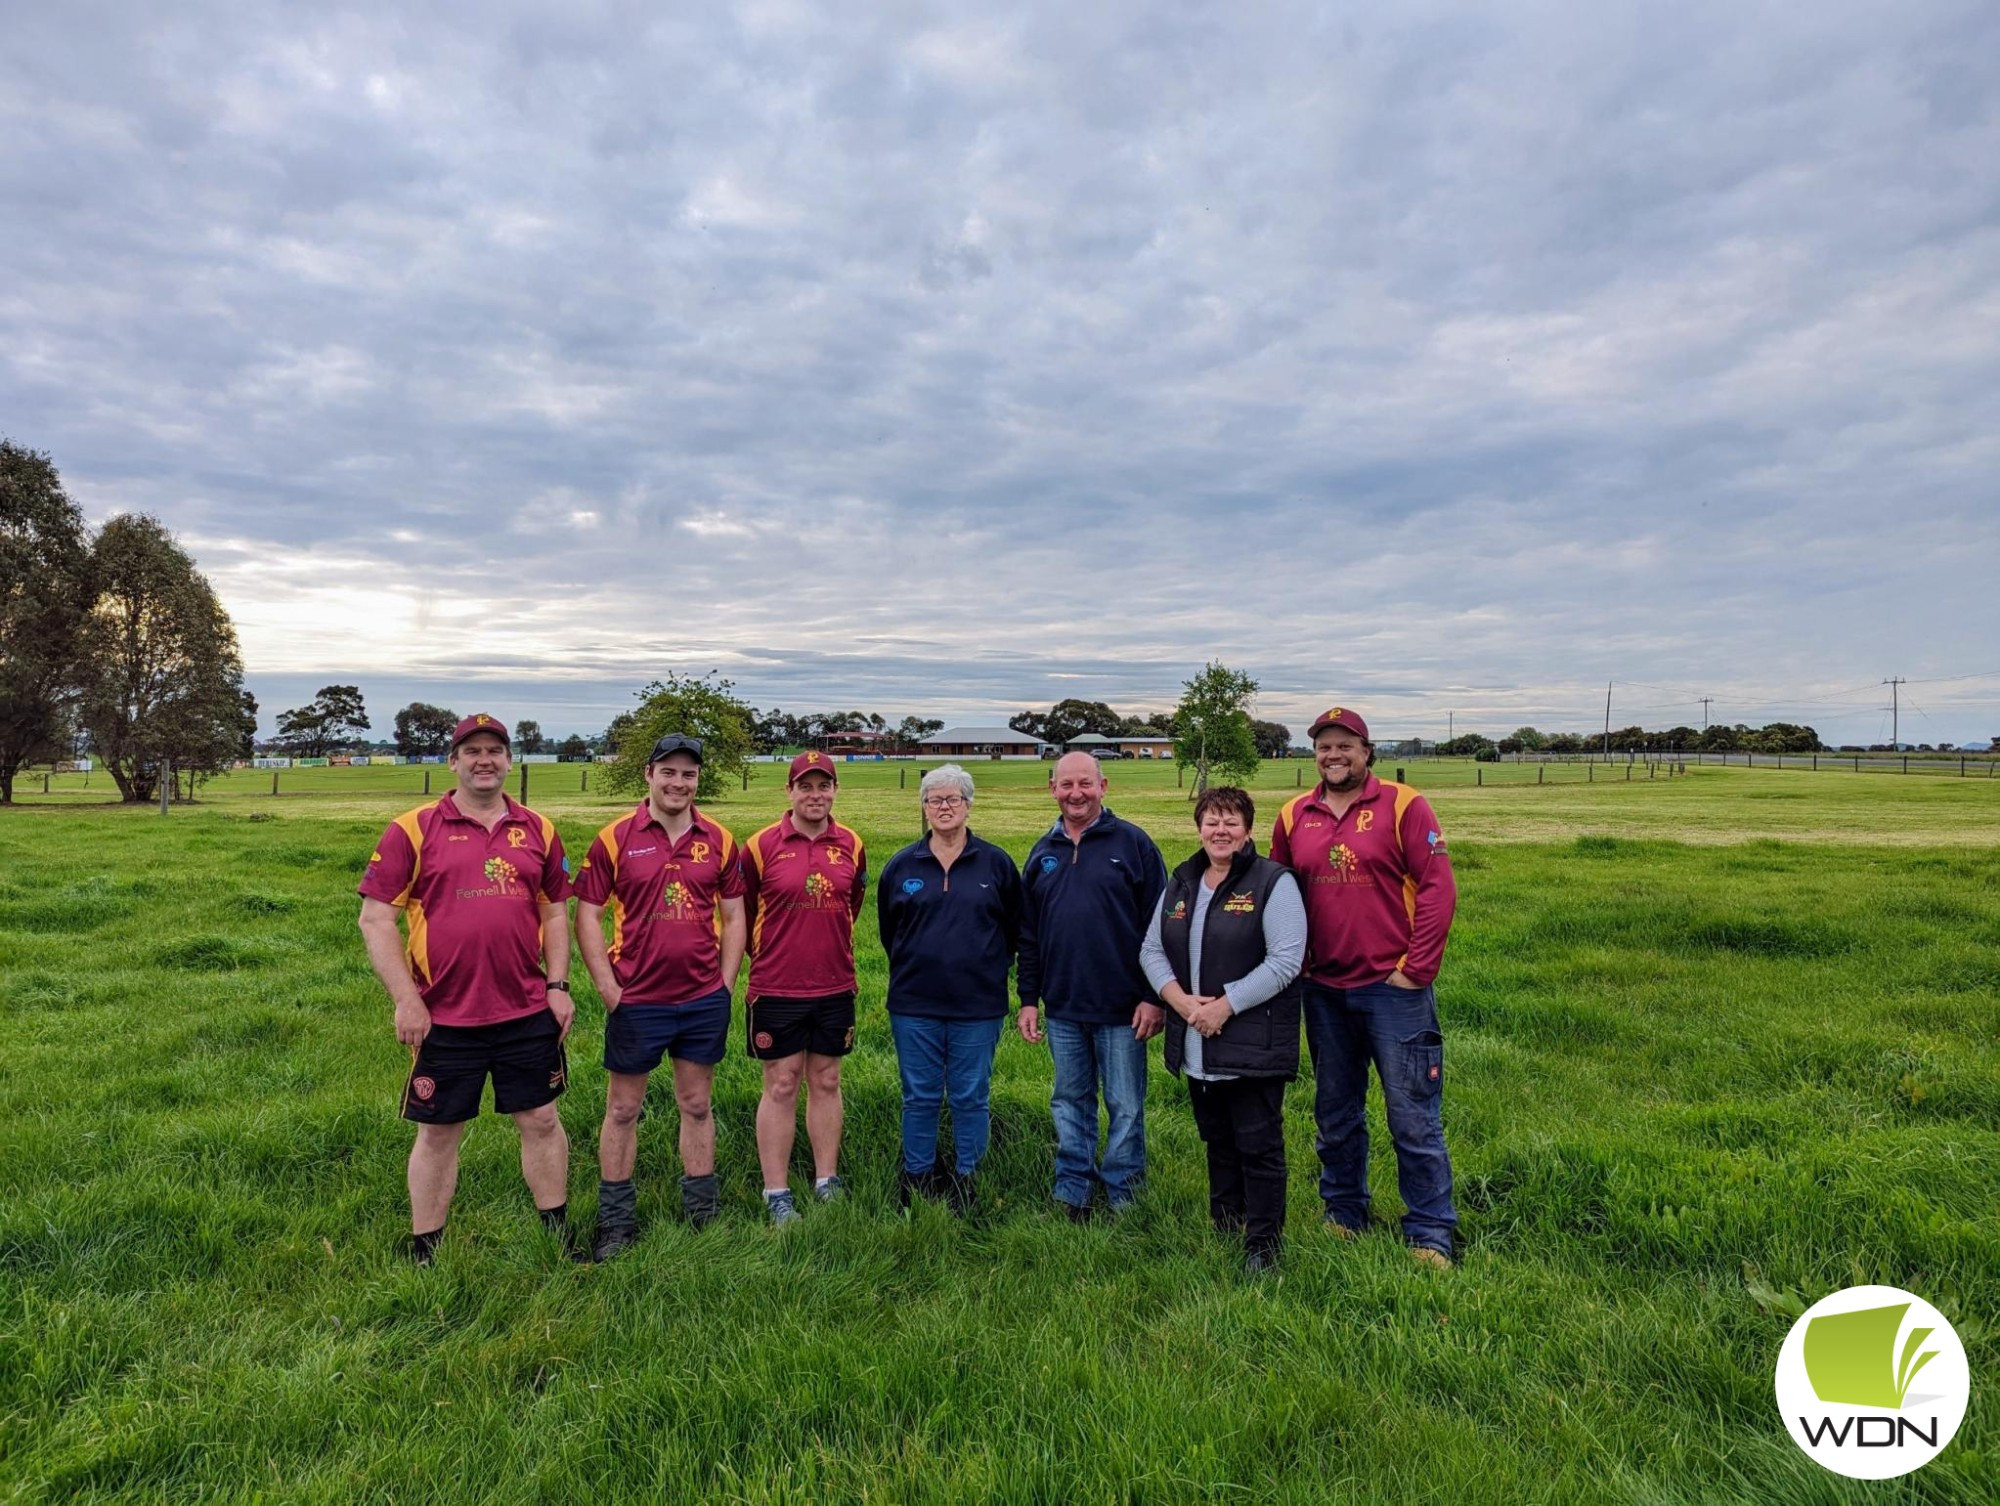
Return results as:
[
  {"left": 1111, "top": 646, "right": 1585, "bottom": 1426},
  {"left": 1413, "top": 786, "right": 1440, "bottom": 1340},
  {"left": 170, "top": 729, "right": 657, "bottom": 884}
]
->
[
  {"left": 450, "top": 713, "right": 510, "bottom": 751},
  {"left": 787, "top": 750, "right": 838, "bottom": 784},
  {"left": 1307, "top": 705, "right": 1371, "bottom": 743}
]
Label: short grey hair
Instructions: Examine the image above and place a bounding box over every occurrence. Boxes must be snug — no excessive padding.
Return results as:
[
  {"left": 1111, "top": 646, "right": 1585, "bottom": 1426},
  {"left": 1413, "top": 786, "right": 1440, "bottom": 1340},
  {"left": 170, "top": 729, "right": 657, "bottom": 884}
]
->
[{"left": 919, "top": 763, "right": 975, "bottom": 804}]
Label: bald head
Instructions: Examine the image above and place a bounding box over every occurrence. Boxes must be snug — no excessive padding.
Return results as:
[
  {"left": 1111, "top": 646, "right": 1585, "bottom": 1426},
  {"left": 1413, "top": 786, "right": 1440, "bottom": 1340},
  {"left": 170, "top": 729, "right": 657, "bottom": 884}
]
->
[{"left": 1051, "top": 752, "right": 1108, "bottom": 833}]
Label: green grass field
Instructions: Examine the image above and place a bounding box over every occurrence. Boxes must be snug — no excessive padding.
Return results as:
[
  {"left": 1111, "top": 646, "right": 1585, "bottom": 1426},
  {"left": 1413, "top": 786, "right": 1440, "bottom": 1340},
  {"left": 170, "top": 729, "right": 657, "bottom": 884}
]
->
[{"left": 2, "top": 762, "right": 1995, "bottom": 1503}]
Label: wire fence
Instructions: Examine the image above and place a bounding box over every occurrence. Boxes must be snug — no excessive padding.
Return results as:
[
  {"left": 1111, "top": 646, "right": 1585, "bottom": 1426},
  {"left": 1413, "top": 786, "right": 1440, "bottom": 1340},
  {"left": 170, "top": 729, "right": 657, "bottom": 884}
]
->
[{"left": 1499, "top": 750, "right": 2000, "bottom": 778}]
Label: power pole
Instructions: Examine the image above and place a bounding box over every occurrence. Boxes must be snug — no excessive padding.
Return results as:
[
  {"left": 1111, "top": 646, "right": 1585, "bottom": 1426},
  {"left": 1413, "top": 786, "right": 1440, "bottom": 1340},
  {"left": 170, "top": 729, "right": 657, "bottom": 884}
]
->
[
  {"left": 1448, "top": 710, "right": 1454, "bottom": 743},
  {"left": 1699, "top": 697, "right": 1713, "bottom": 733},
  {"left": 1603, "top": 681, "right": 1613, "bottom": 758},
  {"left": 1883, "top": 677, "right": 1905, "bottom": 749}
]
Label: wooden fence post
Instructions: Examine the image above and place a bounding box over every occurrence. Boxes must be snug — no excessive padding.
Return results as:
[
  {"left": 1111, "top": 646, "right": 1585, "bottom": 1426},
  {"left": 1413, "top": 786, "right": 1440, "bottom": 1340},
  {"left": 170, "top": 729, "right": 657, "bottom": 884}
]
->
[{"left": 520, "top": 764, "right": 529, "bottom": 800}]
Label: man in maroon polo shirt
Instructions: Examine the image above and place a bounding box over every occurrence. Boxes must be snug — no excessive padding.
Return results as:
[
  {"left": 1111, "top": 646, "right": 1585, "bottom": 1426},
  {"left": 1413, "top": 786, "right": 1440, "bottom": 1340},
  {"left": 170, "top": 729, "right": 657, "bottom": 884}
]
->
[
  {"left": 739, "top": 750, "right": 867, "bottom": 1224},
  {"left": 572, "top": 735, "right": 746, "bottom": 1259},
  {"left": 357, "top": 714, "right": 576, "bottom": 1265},
  {"left": 1271, "top": 705, "right": 1460, "bottom": 1270}
]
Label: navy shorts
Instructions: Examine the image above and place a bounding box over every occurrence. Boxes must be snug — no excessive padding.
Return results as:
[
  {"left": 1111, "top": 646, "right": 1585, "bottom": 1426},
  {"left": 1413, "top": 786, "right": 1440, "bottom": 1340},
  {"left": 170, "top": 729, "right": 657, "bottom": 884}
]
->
[
  {"left": 603, "top": 987, "right": 731, "bottom": 1074},
  {"left": 403, "top": 1009, "right": 567, "bottom": 1124}
]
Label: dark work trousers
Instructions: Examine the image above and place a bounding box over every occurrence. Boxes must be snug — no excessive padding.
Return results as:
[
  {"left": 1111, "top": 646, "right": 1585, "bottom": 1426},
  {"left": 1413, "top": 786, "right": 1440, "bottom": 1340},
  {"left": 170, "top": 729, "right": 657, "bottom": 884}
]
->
[{"left": 1186, "top": 1076, "right": 1288, "bottom": 1259}]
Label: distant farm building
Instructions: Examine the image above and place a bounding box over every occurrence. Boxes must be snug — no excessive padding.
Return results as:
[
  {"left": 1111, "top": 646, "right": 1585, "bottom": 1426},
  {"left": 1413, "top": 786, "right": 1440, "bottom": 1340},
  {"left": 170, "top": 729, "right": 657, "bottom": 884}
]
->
[
  {"left": 918, "top": 727, "right": 1051, "bottom": 759},
  {"left": 1062, "top": 733, "right": 1177, "bottom": 759}
]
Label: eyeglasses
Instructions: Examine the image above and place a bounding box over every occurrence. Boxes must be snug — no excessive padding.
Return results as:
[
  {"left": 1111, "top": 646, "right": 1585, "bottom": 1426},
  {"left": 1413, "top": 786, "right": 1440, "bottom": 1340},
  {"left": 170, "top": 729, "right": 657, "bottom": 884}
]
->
[{"left": 921, "top": 794, "right": 967, "bottom": 809}]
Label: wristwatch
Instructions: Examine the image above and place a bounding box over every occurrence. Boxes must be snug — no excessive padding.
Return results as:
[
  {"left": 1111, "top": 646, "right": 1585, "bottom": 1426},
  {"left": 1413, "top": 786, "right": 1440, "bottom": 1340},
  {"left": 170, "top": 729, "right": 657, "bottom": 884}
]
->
[{"left": 547, "top": 979, "right": 571, "bottom": 992}]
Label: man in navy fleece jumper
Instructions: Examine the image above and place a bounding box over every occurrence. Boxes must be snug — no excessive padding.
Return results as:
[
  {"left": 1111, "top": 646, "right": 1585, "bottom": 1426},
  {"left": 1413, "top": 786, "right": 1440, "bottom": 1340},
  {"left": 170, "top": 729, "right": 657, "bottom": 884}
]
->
[{"left": 1017, "top": 753, "right": 1168, "bottom": 1217}]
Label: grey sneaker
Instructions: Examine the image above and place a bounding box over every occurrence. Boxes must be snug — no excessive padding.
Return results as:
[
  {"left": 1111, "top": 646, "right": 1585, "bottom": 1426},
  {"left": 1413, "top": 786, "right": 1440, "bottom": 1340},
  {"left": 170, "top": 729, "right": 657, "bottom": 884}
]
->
[
  {"left": 814, "top": 1175, "right": 846, "bottom": 1203},
  {"left": 765, "top": 1189, "right": 802, "bottom": 1227}
]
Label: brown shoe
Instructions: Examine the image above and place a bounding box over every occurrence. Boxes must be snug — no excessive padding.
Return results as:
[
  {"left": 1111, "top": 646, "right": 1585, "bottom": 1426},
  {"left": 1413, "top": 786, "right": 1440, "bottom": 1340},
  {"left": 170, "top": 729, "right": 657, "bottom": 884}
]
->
[
  {"left": 1323, "top": 1214, "right": 1362, "bottom": 1241},
  {"left": 1410, "top": 1246, "right": 1455, "bottom": 1272}
]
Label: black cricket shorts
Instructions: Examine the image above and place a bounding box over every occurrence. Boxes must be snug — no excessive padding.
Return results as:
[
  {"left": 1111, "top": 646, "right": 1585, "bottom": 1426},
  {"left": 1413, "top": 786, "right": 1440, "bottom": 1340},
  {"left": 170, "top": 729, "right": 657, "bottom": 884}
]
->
[
  {"left": 745, "top": 992, "right": 857, "bottom": 1061},
  {"left": 402, "top": 1008, "right": 568, "bottom": 1124}
]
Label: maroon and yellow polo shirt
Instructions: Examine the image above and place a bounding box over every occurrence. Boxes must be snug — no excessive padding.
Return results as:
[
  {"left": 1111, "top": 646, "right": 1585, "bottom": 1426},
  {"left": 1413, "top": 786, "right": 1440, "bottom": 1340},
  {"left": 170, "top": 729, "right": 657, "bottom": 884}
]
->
[
  {"left": 1270, "top": 773, "right": 1457, "bottom": 988},
  {"left": 741, "top": 815, "right": 867, "bottom": 999},
  {"left": 572, "top": 805, "right": 745, "bottom": 1007},
  {"left": 358, "top": 793, "right": 570, "bottom": 1027}
]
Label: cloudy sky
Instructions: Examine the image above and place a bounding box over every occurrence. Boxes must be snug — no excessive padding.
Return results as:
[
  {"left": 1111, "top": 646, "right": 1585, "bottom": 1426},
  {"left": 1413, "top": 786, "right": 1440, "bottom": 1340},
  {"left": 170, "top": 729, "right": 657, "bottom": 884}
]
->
[{"left": 6, "top": 2, "right": 1998, "bottom": 745}]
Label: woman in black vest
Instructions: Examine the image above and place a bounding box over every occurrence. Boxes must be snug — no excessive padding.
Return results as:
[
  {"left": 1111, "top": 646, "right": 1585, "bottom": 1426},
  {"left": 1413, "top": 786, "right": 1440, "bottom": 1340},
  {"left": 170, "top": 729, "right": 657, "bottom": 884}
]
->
[{"left": 1140, "top": 786, "right": 1306, "bottom": 1272}]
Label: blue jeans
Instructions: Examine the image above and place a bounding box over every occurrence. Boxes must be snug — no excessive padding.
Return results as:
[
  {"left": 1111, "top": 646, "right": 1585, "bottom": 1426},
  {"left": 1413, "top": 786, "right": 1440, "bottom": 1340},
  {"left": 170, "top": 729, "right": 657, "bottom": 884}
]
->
[
  {"left": 1046, "top": 1018, "right": 1148, "bottom": 1208},
  {"left": 889, "top": 1013, "right": 1004, "bottom": 1176},
  {"left": 1303, "top": 979, "right": 1457, "bottom": 1252}
]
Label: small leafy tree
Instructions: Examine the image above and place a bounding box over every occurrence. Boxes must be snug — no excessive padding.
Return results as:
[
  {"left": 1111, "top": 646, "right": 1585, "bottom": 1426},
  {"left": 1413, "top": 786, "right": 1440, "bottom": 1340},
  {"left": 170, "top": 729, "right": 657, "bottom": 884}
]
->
[
  {"left": 274, "top": 685, "right": 370, "bottom": 757},
  {"left": 0, "top": 442, "right": 95, "bottom": 802},
  {"left": 1249, "top": 718, "right": 1293, "bottom": 760},
  {"left": 601, "top": 671, "right": 756, "bottom": 803},
  {"left": 894, "top": 715, "right": 943, "bottom": 751},
  {"left": 393, "top": 702, "right": 459, "bottom": 757},
  {"left": 1172, "top": 661, "right": 1260, "bottom": 796},
  {"left": 75, "top": 515, "right": 246, "bottom": 802},
  {"left": 513, "top": 718, "right": 545, "bottom": 755}
]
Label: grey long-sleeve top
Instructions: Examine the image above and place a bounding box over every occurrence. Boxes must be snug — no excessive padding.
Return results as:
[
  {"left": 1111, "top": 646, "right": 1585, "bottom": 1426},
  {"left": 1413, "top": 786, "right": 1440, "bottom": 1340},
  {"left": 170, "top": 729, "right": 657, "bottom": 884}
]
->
[{"left": 1139, "top": 869, "right": 1306, "bottom": 1081}]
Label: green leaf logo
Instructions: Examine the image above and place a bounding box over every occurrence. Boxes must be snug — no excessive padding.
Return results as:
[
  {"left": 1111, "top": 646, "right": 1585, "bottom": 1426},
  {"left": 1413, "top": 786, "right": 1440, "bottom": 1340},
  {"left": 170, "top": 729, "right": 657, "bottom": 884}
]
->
[{"left": 1802, "top": 1303, "right": 1938, "bottom": 1409}]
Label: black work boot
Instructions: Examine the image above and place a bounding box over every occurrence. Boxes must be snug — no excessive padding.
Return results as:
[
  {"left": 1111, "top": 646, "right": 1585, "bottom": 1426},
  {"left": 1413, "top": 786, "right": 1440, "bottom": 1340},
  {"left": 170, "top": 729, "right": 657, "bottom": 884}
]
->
[
  {"left": 899, "top": 1165, "right": 940, "bottom": 1210},
  {"left": 591, "top": 1221, "right": 639, "bottom": 1263},
  {"left": 944, "top": 1171, "right": 977, "bottom": 1217}
]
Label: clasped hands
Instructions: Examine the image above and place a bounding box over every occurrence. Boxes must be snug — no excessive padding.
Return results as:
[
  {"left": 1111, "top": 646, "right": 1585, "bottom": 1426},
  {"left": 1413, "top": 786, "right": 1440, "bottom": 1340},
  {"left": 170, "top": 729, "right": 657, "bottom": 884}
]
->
[{"left": 1181, "top": 994, "right": 1233, "bottom": 1039}]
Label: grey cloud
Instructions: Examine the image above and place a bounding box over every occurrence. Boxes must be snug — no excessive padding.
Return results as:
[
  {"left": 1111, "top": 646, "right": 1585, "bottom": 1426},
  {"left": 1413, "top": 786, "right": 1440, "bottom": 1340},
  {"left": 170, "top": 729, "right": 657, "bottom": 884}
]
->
[{"left": 4, "top": 1, "right": 1998, "bottom": 747}]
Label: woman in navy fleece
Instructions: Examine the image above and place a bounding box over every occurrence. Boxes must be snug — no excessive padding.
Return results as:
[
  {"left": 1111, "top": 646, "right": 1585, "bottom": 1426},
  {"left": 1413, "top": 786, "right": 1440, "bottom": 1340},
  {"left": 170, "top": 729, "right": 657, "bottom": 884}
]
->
[{"left": 876, "top": 763, "right": 1024, "bottom": 1213}]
